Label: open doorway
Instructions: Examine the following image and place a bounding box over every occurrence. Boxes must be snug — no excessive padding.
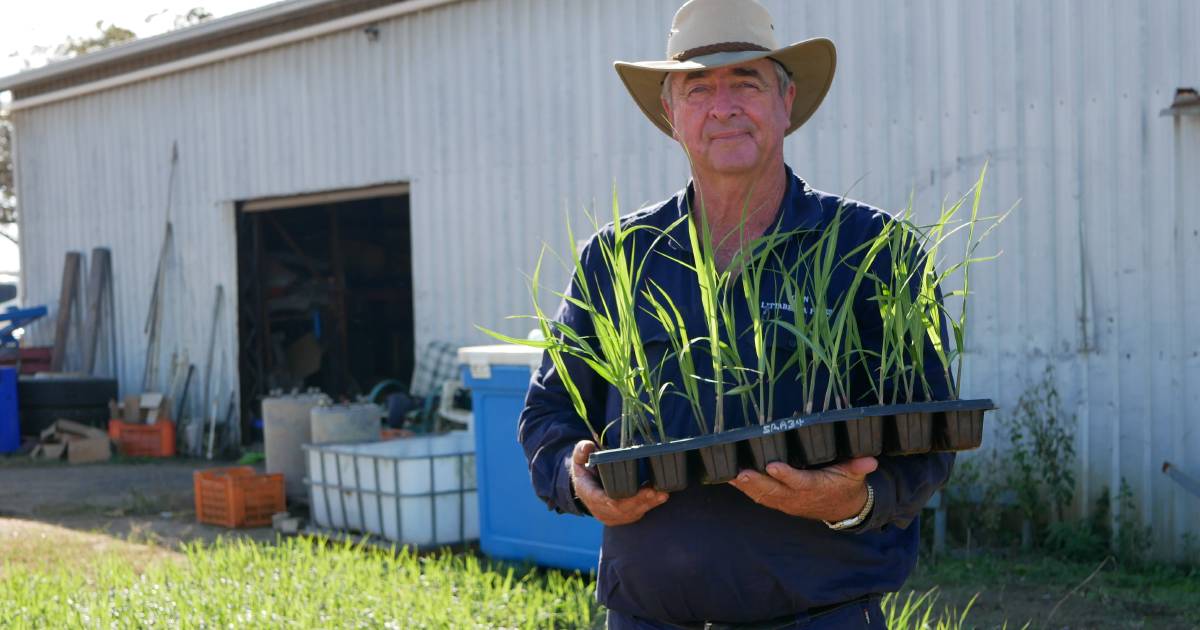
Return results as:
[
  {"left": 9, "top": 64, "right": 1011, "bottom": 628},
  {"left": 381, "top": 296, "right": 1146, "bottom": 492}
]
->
[{"left": 235, "top": 184, "right": 413, "bottom": 442}]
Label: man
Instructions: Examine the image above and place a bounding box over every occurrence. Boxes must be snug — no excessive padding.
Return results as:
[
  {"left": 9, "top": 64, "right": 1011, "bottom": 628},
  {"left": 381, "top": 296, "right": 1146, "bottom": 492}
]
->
[{"left": 519, "top": 1, "right": 953, "bottom": 627}]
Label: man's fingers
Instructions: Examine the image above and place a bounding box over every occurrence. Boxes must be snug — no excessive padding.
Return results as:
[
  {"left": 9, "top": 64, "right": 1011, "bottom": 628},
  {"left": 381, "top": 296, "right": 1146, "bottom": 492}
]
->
[
  {"left": 569, "top": 442, "right": 610, "bottom": 511},
  {"left": 595, "top": 487, "right": 668, "bottom": 526},
  {"left": 730, "top": 469, "right": 788, "bottom": 504},
  {"left": 572, "top": 440, "right": 597, "bottom": 466},
  {"left": 728, "top": 460, "right": 877, "bottom": 520},
  {"left": 572, "top": 464, "right": 622, "bottom": 510},
  {"left": 762, "top": 462, "right": 813, "bottom": 490},
  {"left": 572, "top": 454, "right": 668, "bottom": 526},
  {"left": 824, "top": 456, "right": 878, "bottom": 479},
  {"left": 739, "top": 459, "right": 877, "bottom": 494},
  {"left": 628, "top": 487, "right": 668, "bottom": 511},
  {"left": 572, "top": 461, "right": 603, "bottom": 494},
  {"left": 610, "top": 487, "right": 667, "bottom": 513}
]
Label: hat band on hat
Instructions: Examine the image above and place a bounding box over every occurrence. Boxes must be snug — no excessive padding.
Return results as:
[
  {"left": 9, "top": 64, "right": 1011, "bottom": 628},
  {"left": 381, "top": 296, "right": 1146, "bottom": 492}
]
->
[{"left": 671, "top": 41, "right": 770, "bottom": 62}]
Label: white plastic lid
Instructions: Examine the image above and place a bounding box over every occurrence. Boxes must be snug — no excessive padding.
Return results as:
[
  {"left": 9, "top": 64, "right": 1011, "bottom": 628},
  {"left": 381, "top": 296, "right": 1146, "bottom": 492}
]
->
[{"left": 457, "top": 344, "right": 543, "bottom": 367}]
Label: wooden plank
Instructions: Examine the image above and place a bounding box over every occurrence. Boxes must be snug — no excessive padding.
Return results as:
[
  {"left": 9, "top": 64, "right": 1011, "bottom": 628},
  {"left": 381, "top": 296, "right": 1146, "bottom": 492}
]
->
[
  {"left": 142, "top": 223, "right": 173, "bottom": 392},
  {"left": 201, "top": 284, "right": 224, "bottom": 425},
  {"left": 82, "top": 247, "right": 111, "bottom": 374},
  {"left": 123, "top": 394, "right": 141, "bottom": 424},
  {"left": 242, "top": 182, "right": 410, "bottom": 213},
  {"left": 49, "top": 252, "right": 82, "bottom": 372}
]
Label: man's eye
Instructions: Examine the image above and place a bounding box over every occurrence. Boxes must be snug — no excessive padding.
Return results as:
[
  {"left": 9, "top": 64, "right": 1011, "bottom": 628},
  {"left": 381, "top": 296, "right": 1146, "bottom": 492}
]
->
[{"left": 686, "top": 85, "right": 710, "bottom": 97}]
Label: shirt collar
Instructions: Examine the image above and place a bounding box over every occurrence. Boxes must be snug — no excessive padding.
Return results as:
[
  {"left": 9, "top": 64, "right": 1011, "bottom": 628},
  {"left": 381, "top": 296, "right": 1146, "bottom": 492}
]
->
[
  {"left": 770, "top": 166, "right": 827, "bottom": 234},
  {"left": 663, "top": 165, "right": 826, "bottom": 251}
]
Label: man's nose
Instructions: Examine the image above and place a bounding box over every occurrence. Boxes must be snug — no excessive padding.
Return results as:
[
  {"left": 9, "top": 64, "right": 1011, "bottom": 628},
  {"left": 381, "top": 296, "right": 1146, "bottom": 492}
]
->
[{"left": 709, "top": 85, "right": 742, "bottom": 120}]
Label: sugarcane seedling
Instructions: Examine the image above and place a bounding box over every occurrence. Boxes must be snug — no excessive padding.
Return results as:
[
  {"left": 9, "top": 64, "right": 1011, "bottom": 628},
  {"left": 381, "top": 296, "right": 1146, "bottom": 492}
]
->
[
  {"left": 478, "top": 245, "right": 603, "bottom": 444},
  {"left": 722, "top": 226, "right": 798, "bottom": 426},
  {"left": 868, "top": 164, "right": 1010, "bottom": 404},
  {"left": 642, "top": 279, "right": 710, "bottom": 437},
  {"left": 921, "top": 165, "right": 1012, "bottom": 400},
  {"left": 679, "top": 194, "right": 734, "bottom": 433},
  {"left": 480, "top": 188, "right": 683, "bottom": 449},
  {"left": 774, "top": 206, "right": 853, "bottom": 414}
]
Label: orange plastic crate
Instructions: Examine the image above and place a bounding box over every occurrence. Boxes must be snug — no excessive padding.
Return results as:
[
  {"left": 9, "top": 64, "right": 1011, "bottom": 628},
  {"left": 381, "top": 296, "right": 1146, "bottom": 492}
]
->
[
  {"left": 193, "top": 466, "right": 285, "bottom": 528},
  {"left": 380, "top": 428, "right": 414, "bottom": 441},
  {"left": 108, "top": 419, "right": 176, "bottom": 457}
]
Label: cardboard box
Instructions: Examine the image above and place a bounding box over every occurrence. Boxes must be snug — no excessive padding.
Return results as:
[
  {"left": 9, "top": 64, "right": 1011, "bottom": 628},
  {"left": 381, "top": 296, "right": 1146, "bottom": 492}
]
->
[
  {"left": 30, "top": 419, "right": 111, "bottom": 464},
  {"left": 112, "top": 393, "right": 170, "bottom": 424},
  {"left": 30, "top": 442, "right": 67, "bottom": 460},
  {"left": 65, "top": 434, "right": 112, "bottom": 464}
]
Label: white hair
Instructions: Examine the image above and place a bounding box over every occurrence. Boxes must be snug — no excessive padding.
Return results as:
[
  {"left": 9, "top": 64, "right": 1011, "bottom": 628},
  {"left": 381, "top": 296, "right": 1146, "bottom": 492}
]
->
[{"left": 660, "top": 59, "right": 793, "bottom": 107}]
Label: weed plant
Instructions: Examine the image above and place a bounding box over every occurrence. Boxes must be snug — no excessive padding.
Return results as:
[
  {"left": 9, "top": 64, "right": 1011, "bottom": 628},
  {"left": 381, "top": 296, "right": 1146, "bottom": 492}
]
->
[{"left": 1003, "top": 365, "right": 1077, "bottom": 525}]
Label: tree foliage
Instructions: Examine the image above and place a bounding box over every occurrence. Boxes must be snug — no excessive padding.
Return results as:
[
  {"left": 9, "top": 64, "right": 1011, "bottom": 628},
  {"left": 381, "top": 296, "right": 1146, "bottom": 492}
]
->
[
  {"left": 0, "top": 110, "right": 12, "bottom": 222},
  {"left": 175, "top": 7, "right": 214, "bottom": 30},
  {"left": 1, "top": 20, "right": 136, "bottom": 225},
  {"left": 54, "top": 21, "right": 137, "bottom": 59},
  {"left": 0, "top": 8, "right": 211, "bottom": 226}
]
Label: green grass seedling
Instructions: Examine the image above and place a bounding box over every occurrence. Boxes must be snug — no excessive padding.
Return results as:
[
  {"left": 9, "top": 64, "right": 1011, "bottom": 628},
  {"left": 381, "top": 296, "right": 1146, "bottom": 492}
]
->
[
  {"left": 725, "top": 228, "right": 796, "bottom": 425},
  {"left": 868, "top": 165, "right": 1009, "bottom": 403},
  {"left": 774, "top": 206, "right": 884, "bottom": 413},
  {"left": 480, "top": 188, "right": 683, "bottom": 448}
]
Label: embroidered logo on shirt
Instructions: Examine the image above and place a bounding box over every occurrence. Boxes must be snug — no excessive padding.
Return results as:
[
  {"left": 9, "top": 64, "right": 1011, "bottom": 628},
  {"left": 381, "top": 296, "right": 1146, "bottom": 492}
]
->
[{"left": 761, "top": 296, "right": 832, "bottom": 318}]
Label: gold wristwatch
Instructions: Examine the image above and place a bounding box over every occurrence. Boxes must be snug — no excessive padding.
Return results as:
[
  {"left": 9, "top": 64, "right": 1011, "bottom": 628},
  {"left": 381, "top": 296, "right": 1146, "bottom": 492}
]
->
[{"left": 823, "top": 482, "right": 874, "bottom": 531}]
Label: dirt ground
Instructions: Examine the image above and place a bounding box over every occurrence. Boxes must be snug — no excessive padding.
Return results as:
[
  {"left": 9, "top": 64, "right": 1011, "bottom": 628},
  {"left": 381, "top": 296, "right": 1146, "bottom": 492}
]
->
[
  {"left": 904, "top": 564, "right": 1198, "bottom": 630},
  {"left": 0, "top": 458, "right": 280, "bottom": 548}
]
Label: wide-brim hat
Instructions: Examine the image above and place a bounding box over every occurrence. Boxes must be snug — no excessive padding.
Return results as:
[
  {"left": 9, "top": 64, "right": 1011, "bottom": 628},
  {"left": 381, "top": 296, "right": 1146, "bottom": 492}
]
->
[{"left": 614, "top": 0, "right": 836, "bottom": 138}]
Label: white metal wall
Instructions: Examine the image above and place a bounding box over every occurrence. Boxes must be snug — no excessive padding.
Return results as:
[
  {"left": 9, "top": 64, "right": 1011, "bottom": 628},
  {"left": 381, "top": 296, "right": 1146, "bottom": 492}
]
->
[
  {"left": 772, "top": 0, "right": 1200, "bottom": 560},
  {"left": 10, "top": 0, "right": 1199, "bottom": 557}
]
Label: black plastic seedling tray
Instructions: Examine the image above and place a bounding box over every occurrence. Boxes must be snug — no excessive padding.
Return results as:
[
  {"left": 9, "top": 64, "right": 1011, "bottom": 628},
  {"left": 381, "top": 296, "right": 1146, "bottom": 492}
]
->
[{"left": 587, "top": 399, "right": 995, "bottom": 499}]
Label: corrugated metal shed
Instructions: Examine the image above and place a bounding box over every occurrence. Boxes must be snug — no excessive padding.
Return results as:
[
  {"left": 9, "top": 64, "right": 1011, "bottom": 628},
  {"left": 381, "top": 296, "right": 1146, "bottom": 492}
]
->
[{"left": 1, "top": 0, "right": 1197, "bottom": 557}]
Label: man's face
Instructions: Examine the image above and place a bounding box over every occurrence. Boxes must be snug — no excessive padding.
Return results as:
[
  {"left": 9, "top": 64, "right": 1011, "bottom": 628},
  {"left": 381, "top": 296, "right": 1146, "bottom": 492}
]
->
[{"left": 661, "top": 58, "right": 795, "bottom": 177}]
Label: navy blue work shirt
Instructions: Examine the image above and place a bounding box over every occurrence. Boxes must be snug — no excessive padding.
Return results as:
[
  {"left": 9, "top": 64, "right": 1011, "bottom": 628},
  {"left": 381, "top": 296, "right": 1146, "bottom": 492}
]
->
[{"left": 518, "top": 166, "right": 954, "bottom": 625}]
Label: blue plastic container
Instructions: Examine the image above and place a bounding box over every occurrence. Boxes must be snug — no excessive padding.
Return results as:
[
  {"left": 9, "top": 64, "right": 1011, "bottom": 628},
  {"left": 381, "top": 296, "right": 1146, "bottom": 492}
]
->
[
  {"left": 0, "top": 367, "right": 19, "bottom": 454},
  {"left": 459, "top": 345, "right": 602, "bottom": 573}
]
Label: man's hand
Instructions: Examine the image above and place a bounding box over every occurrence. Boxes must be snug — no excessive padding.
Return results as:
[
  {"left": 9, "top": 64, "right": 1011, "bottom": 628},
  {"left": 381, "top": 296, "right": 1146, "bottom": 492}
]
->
[
  {"left": 570, "top": 440, "right": 668, "bottom": 526},
  {"left": 728, "top": 457, "right": 878, "bottom": 522}
]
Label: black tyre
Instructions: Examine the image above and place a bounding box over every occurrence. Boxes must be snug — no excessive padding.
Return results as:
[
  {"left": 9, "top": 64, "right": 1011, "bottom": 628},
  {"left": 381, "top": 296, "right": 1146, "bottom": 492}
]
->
[
  {"left": 18, "top": 376, "right": 118, "bottom": 408},
  {"left": 19, "top": 405, "right": 110, "bottom": 436}
]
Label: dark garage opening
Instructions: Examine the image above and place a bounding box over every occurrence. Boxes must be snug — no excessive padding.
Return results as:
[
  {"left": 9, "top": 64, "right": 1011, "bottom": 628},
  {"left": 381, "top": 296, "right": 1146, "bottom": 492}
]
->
[{"left": 235, "top": 186, "right": 414, "bottom": 441}]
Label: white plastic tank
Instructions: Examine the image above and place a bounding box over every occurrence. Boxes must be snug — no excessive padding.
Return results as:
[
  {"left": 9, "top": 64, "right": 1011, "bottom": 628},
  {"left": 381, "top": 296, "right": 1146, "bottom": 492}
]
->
[
  {"left": 263, "top": 389, "right": 331, "bottom": 499},
  {"left": 310, "top": 403, "right": 382, "bottom": 445},
  {"left": 305, "top": 431, "right": 478, "bottom": 546}
]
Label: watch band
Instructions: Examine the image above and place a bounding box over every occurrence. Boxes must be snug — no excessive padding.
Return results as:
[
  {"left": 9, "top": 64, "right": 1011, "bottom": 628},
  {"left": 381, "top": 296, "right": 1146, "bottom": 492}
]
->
[{"left": 824, "top": 482, "right": 874, "bottom": 531}]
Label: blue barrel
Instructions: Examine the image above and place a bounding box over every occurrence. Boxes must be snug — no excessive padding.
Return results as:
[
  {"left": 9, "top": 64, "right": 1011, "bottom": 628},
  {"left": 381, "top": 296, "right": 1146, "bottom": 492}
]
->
[
  {"left": 0, "top": 367, "right": 18, "bottom": 453},
  {"left": 459, "top": 345, "right": 602, "bottom": 573}
]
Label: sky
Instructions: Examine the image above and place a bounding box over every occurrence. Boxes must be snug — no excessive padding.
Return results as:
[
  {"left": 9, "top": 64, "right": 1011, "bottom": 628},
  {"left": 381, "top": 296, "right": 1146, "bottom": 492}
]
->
[
  {"left": 0, "top": 1, "right": 277, "bottom": 273},
  {"left": 0, "top": 0, "right": 278, "bottom": 81}
]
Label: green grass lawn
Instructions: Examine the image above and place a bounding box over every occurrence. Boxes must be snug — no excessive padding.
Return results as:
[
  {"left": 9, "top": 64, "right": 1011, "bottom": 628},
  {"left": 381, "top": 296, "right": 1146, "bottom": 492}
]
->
[
  {"left": 0, "top": 530, "right": 979, "bottom": 629},
  {"left": 1, "top": 522, "right": 1195, "bottom": 629},
  {"left": 2, "top": 536, "right": 599, "bottom": 628}
]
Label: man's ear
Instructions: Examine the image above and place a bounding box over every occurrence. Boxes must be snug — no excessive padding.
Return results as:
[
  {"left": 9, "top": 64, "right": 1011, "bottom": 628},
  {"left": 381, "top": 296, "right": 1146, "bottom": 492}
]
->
[
  {"left": 783, "top": 81, "right": 796, "bottom": 118},
  {"left": 660, "top": 97, "right": 679, "bottom": 141}
]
